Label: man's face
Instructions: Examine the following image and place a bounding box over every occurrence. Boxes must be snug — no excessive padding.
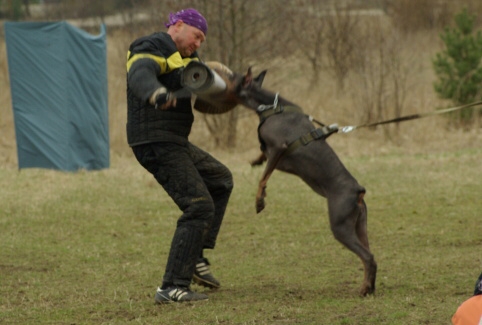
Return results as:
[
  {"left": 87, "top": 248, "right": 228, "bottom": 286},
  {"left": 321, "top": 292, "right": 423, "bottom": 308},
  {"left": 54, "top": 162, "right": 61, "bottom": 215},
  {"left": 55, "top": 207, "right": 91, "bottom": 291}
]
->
[{"left": 172, "top": 21, "right": 206, "bottom": 57}]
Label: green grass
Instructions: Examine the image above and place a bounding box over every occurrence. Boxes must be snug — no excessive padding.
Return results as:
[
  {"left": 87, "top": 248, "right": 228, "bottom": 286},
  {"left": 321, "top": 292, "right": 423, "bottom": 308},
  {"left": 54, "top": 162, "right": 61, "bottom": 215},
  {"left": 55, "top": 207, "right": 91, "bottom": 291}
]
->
[{"left": 0, "top": 144, "right": 481, "bottom": 324}]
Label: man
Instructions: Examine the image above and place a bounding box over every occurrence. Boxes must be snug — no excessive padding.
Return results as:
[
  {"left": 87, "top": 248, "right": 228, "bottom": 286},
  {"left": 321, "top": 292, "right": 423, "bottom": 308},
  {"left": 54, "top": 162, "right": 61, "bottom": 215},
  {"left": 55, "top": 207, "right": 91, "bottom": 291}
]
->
[
  {"left": 126, "top": 8, "right": 233, "bottom": 303},
  {"left": 452, "top": 272, "right": 482, "bottom": 325}
]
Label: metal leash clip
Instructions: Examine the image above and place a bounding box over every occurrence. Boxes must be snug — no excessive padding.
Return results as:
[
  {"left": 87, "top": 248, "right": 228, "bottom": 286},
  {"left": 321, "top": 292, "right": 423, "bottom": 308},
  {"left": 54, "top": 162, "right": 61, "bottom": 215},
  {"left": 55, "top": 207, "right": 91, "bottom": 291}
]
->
[{"left": 339, "top": 125, "right": 356, "bottom": 133}]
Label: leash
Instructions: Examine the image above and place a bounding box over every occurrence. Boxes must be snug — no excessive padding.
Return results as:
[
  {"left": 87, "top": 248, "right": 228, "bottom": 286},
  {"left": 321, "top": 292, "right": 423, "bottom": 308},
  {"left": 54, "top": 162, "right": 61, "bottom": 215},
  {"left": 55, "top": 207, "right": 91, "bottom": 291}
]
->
[
  {"left": 254, "top": 95, "right": 482, "bottom": 159},
  {"left": 333, "top": 101, "right": 482, "bottom": 134}
]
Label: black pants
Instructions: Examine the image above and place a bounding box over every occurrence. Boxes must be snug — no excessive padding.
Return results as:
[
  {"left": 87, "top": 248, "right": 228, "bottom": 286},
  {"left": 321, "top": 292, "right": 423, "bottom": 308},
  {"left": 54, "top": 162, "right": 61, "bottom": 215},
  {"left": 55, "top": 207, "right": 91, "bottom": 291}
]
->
[{"left": 132, "top": 142, "right": 233, "bottom": 288}]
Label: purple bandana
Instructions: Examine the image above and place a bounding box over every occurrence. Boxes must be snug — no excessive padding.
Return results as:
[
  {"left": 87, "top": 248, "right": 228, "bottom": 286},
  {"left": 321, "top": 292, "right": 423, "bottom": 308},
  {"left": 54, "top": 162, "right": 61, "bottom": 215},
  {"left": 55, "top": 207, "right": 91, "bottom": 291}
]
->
[{"left": 165, "top": 8, "right": 208, "bottom": 36}]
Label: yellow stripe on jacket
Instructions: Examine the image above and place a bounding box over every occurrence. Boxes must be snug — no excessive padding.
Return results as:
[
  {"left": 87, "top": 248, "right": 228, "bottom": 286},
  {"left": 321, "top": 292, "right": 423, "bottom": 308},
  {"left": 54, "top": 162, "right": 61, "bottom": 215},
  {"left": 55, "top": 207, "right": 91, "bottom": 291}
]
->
[{"left": 126, "top": 51, "right": 199, "bottom": 74}]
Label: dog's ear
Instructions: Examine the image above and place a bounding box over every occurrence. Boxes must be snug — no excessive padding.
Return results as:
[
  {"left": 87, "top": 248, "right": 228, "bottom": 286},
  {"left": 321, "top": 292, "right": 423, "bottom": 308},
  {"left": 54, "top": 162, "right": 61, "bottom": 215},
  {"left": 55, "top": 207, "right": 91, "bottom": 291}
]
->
[
  {"left": 242, "top": 67, "right": 253, "bottom": 88},
  {"left": 253, "top": 70, "right": 267, "bottom": 87}
]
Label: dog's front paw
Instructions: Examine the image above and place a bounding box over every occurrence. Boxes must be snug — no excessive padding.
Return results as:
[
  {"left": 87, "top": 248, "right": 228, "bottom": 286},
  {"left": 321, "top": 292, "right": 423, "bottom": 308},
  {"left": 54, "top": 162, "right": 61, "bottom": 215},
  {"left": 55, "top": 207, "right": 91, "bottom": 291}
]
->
[{"left": 255, "top": 198, "right": 265, "bottom": 213}]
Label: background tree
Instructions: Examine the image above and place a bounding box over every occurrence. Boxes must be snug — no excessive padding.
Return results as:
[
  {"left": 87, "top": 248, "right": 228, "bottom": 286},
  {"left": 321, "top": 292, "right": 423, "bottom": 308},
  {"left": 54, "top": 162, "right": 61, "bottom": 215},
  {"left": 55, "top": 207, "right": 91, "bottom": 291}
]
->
[
  {"left": 324, "top": 5, "right": 360, "bottom": 90},
  {"left": 193, "top": 0, "right": 294, "bottom": 149},
  {"left": 432, "top": 7, "right": 482, "bottom": 124},
  {"left": 289, "top": 0, "right": 326, "bottom": 87},
  {"left": 384, "top": 0, "right": 453, "bottom": 33},
  {"left": 349, "top": 16, "right": 415, "bottom": 140},
  {"left": 5, "top": 0, "right": 24, "bottom": 20}
]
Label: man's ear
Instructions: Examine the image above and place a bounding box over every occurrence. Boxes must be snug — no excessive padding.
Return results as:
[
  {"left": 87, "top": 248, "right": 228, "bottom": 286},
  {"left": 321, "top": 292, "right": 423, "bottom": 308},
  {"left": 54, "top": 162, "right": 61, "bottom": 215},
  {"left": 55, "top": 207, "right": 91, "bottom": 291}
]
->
[{"left": 254, "top": 70, "right": 267, "bottom": 87}]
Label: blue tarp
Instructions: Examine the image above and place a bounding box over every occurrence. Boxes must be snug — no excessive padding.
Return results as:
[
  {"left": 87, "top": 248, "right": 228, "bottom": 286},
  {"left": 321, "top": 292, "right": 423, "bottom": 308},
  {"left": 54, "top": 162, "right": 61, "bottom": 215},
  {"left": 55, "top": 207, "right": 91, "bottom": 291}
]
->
[{"left": 5, "top": 21, "right": 109, "bottom": 171}]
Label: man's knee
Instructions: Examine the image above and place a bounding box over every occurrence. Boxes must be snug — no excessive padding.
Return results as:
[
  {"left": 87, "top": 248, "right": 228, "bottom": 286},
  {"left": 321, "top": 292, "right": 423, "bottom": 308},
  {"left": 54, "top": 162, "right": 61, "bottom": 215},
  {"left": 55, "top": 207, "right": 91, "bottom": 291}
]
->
[
  {"left": 219, "top": 167, "right": 234, "bottom": 192},
  {"left": 179, "top": 197, "right": 215, "bottom": 225},
  {"left": 224, "top": 173, "right": 234, "bottom": 192}
]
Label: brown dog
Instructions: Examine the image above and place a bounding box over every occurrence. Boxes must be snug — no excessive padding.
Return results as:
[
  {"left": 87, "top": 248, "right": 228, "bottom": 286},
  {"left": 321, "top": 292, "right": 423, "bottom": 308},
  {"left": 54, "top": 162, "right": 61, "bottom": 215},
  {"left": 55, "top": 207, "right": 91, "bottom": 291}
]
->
[{"left": 228, "top": 67, "right": 377, "bottom": 296}]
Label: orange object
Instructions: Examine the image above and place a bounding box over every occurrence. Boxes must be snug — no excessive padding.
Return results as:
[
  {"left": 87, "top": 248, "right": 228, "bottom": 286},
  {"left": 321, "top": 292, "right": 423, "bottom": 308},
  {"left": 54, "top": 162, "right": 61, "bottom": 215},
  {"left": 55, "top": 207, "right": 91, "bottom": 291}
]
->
[{"left": 452, "top": 295, "right": 482, "bottom": 325}]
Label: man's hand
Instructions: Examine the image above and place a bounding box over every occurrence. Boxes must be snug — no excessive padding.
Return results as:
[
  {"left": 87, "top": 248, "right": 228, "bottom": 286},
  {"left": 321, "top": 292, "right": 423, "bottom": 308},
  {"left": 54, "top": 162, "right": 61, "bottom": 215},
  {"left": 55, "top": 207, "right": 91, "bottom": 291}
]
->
[
  {"left": 149, "top": 87, "right": 177, "bottom": 110},
  {"left": 155, "top": 92, "right": 177, "bottom": 110}
]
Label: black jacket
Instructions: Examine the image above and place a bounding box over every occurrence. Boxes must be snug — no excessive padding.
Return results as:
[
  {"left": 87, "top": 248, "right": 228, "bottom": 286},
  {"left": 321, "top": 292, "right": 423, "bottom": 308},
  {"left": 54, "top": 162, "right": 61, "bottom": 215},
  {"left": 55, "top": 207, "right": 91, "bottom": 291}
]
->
[{"left": 126, "top": 32, "right": 200, "bottom": 146}]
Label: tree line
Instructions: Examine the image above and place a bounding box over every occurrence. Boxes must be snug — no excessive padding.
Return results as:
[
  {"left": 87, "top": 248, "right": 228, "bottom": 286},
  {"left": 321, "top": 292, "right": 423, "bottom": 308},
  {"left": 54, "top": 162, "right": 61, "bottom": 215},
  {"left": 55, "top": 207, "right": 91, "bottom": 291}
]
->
[{"left": 2, "top": 0, "right": 481, "bottom": 147}]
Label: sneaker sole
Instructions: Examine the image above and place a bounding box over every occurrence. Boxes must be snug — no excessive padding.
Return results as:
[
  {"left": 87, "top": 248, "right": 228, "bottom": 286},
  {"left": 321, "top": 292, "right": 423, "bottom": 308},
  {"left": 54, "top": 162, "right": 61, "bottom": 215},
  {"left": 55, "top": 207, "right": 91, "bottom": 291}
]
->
[
  {"left": 155, "top": 299, "right": 209, "bottom": 304},
  {"left": 155, "top": 294, "right": 209, "bottom": 304},
  {"left": 154, "top": 292, "right": 173, "bottom": 304},
  {"left": 192, "top": 274, "right": 221, "bottom": 289}
]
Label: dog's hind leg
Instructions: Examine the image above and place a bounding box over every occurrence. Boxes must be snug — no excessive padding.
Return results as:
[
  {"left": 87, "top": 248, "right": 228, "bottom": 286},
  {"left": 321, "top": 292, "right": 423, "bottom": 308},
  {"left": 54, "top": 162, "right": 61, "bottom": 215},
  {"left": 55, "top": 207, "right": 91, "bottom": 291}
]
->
[
  {"left": 355, "top": 193, "right": 377, "bottom": 296},
  {"left": 327, "top": 190, "right": 377, "bottom": 296}
]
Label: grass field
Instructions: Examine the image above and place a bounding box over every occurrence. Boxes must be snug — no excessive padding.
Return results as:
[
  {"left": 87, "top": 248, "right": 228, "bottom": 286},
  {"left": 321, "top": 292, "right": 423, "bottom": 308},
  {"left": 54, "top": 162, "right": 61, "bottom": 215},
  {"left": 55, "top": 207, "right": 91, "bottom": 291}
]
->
[
  {"left": 0, "top": 130, "right": 481, "bottom": 324},
  {"left": 1, "top": 16, "right": 481, "bottom": 323}
]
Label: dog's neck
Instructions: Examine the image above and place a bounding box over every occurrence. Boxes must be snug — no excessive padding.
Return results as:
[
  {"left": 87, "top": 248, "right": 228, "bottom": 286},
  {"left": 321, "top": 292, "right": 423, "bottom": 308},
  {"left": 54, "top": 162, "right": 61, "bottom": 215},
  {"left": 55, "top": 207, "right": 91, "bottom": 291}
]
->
[{"left": 244, "top": 87, "right": 297, "bottom": 113}]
